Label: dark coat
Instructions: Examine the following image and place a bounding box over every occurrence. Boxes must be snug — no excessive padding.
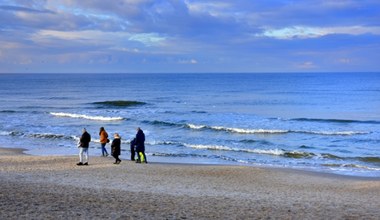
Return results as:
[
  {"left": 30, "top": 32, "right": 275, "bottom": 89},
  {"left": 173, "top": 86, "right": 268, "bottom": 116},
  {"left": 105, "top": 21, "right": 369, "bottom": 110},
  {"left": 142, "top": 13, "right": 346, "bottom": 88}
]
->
[
  {"left": 135, "top": 130, "right": 145, "bottom": 152},
  {"left": 111, "top": 138, "right": 121, "bottom": 156},
  {"left": 80, "top": 131, "right": 91, "bottom": 148},
  {"left": 130, "top": 138, "right": 136, "bottom": 150}
]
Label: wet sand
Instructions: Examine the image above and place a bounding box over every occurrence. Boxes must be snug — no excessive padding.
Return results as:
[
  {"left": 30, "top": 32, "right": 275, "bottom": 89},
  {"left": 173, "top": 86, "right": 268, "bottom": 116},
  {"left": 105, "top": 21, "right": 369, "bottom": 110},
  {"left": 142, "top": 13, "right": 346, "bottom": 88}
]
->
[{"left": 1, "top": 147, "right": 379, "bottom": 219}]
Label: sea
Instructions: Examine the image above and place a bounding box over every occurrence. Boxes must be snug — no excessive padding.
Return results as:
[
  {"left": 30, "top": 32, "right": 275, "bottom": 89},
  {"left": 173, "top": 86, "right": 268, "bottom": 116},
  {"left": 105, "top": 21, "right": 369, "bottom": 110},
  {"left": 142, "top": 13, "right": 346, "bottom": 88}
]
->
[{"left": 0, "top": 73, "right": 379, "bottom": 177}]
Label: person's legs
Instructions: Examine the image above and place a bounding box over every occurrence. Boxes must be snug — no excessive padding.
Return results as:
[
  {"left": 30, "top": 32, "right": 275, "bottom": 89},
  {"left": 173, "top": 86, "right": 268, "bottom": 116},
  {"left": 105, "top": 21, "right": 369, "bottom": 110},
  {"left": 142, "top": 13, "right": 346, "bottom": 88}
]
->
[
  {"left": 83, "top": 148, "right": 89, "bottom": 164},
  {"left": 141, "top": 151, "right": 147, "bottom": 163},
  {"left": 136, "top": 151, "right": 141, "bottom": 163},
  {"left": 113, "top": 155, "right": 121, "bottom": 164},
  {"left": 130, "top": 145, "right": 135, "bottom": 161},
  {"left": 101, "top": 143, "right": 108, "bottom": 156},
  {"left": 77, "top": 148, "right": 84, "bottom": 165}
]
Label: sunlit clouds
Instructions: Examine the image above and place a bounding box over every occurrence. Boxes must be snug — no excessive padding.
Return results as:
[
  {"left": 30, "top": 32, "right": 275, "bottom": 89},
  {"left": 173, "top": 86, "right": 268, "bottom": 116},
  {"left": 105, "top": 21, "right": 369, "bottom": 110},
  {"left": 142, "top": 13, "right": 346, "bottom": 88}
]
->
[{"left": 0, "top": 0, "right": 379, "bottom": 73}]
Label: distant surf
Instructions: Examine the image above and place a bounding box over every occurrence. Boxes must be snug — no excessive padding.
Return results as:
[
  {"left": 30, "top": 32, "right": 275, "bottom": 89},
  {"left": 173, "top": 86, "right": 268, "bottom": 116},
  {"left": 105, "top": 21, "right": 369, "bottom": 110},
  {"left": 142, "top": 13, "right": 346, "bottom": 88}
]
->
[
  {"left": 49, "top": 112, "right": 125, "bottom": 121},
  {"left": 143, "top": 120, "right": 369, "bottom": 136}
]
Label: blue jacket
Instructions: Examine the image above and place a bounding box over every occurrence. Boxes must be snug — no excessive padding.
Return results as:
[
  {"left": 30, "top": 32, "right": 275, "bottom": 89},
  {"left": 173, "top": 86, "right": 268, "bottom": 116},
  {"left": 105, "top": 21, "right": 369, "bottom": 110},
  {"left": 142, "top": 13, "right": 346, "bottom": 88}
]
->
[{"left": 135, "top": 130, "right": 145, "bottom": 152}]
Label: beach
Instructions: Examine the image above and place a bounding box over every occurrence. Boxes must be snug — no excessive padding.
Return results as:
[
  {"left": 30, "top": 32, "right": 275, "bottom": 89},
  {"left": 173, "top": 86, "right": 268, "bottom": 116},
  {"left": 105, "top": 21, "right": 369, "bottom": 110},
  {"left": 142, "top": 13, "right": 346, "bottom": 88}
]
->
[{"left": 0, "top": 147, "right": 379, "bottom": 219}]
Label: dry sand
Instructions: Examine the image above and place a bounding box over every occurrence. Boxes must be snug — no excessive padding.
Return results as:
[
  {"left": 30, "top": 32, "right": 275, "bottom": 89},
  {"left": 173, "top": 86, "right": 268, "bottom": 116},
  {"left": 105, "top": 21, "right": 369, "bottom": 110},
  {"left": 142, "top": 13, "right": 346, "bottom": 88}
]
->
[{"left": 0, "top": 147, "right": 379, "bottom": 219}]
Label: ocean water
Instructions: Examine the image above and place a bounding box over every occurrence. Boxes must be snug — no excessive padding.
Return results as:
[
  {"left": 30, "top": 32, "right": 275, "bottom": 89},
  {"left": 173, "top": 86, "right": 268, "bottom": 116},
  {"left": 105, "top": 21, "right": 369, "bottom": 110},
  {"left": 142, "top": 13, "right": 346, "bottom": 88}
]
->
[{"left": 0, "top": 73, "right": 379, "bottom": 177}]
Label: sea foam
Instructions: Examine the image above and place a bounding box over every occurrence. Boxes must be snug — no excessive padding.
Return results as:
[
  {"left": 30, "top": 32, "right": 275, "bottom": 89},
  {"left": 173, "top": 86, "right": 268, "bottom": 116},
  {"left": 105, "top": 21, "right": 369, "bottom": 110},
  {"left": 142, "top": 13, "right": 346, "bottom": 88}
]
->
[
  {"left": 186, "top": 124, "right": 288, "bottom": 134},
  {"left": 183, "top": 143, "right": 286, "bottom": 156},
  {"left": 50, "top": 112, "right": 124, "bottom": 121},
  {"left": 186, "top": 123, "right": 368, "bottom": 136}
]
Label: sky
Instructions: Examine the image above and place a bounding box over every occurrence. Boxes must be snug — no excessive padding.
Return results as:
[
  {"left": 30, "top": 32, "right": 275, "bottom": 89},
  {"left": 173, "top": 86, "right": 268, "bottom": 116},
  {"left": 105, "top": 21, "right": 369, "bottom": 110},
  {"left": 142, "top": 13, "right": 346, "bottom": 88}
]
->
[{"left": 0, "top": 0, "right": 379, "bottom": 73}]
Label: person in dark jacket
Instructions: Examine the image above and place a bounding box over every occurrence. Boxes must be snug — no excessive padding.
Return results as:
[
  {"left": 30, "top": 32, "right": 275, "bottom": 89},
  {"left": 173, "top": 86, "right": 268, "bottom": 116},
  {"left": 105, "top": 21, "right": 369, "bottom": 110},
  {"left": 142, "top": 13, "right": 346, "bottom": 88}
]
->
[
  {"left": 111, "top": 133, "right": 121, "bottom": 164},
  {"left": 135, "top": 127, "right": 147, "bottom": 163},
  {"left": 77, "top": 128, "right": 91, "bottom": 166},
  {"left": 130, "top": 138, "right": 136, "bottom": 161}
]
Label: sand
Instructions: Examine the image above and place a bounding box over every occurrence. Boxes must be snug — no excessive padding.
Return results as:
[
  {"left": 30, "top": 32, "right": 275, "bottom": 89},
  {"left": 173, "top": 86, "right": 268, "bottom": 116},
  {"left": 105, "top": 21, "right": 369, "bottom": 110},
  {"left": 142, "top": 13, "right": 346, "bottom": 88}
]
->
[{"left": 0, "top": 147, "right": 379, "bottom": 219}]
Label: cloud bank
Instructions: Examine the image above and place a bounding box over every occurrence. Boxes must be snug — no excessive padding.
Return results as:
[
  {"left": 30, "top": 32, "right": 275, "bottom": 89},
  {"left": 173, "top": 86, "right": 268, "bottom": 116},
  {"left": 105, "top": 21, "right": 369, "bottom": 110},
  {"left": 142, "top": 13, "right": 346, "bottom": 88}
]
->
[{"left": 0, "top": 0, "right": 379, "bottom": 73}]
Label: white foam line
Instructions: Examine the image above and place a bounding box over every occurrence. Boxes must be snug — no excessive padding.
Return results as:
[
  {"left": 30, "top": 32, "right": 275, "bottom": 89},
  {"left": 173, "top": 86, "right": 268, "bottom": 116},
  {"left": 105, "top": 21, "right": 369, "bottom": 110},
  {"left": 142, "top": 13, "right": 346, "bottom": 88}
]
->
[{"left": 50, "top": 112, "right": 124, "bottom": 121}]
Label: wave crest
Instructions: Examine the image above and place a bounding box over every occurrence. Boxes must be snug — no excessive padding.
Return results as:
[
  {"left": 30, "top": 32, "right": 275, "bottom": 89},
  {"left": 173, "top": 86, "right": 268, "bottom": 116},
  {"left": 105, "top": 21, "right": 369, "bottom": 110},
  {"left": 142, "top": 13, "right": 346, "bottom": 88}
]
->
[
  {"left": 142, "top": 120, "right": 369, "bottom": 136},
  {"left": 50, "top": 112, "right": 124, "bottom": 121},
  {"left": 186, "top": 124, "right": 289, "bottom": 134},
  {"left": 28, "top": 133, "right": 76, "bottom": 140},
  {"left": 183, "top": 144, "right": 286, "bottom": 156},
  {"left": 186, "top": 123, "right": 367, "bottom": 136}
]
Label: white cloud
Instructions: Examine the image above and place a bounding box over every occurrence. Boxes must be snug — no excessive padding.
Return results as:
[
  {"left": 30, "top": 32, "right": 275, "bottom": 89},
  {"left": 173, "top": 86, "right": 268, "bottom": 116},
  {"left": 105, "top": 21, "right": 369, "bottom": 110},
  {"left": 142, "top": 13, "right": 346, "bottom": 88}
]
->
[
  {"left": 338, "top": 58, "right": 351, "bottom": 64},
  {"left": 128, "top": 33, "right": 167, "bottom": 46},
  {"left": 258, "top": 26, "right": 380, "bottom": 39},
  {"left": 31, "top": 30, "right": 166, "bottom": 47},
  {"left": 258, "top": 26, "right": 323, "bottom": 39},
  {"left": 296, "top": 61, "right": 316, "bottom": 69},
  {"left": 185, "top": 1, "right": 231, "bottom": 14},
  {"left": 179, "top": 58, "right": 198, "bottom": 64}
]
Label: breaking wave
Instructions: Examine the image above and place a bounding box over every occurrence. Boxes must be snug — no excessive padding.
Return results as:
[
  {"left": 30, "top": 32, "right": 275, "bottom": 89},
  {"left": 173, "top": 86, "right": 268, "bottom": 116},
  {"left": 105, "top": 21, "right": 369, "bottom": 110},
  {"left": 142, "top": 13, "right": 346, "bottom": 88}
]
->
[
  {"left": 143, "top": 120, "right": 369, "bottom": 136},
  {"left": 0, "top": 130, "right": 77, "bottom": 141},
  {"left": 150, "top": 152, "right": 246, "bottom": 163},
  {"left": 322, "top": 164, "right": 380, "bottom": 171},
  {"left": 28, "top": 133, "right": 76, "bottom": 140},
  {"left": 0, "top": 131, "right": 24, "bottom": 136},
  {"left": 50, "top": 112, "right": 125, "bottom": 121},
  {"left": 185, "top": 123, "right": 368, "bottom": 136},
  {"left": 186, "top": 124, "right": 288, "bottom": 134},
  {"left": 183, "top": 144, "right": 297, "bottom": 157}
]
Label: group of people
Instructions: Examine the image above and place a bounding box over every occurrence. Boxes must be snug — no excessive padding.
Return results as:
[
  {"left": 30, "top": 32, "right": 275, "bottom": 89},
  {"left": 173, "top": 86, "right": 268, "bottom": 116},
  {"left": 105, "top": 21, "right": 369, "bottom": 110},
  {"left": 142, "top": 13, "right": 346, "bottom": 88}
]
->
[{"left": 76, "top": 127, "right": 147, "bottom": 166}]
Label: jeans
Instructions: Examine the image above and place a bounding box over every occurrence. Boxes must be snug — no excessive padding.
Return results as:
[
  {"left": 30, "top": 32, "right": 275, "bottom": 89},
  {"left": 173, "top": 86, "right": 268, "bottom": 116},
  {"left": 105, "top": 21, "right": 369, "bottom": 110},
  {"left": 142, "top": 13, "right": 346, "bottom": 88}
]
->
[
  {"left": 101, "top": 143, "right": 108, "bottom": 156},
  {"left": 79, "top": 147, "right": 89, "bottom": 163}
]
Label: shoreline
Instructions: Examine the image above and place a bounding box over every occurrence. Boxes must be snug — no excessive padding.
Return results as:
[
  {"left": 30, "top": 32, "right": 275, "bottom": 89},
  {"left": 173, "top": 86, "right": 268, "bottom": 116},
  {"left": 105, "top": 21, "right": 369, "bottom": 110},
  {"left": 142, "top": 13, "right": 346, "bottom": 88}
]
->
[
  {"left": 1, "top": 146, "right": 380, "bottom": 219},
  {"left": 5, "top": 146, "right": 380, "bottom": 180}
]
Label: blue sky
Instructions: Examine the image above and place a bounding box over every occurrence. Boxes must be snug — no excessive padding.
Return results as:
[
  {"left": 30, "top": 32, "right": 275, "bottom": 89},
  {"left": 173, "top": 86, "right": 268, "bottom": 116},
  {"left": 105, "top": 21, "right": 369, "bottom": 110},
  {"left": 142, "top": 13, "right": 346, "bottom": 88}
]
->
[{"left": 0, "top": 0, "right": 379, "bottom": 73}]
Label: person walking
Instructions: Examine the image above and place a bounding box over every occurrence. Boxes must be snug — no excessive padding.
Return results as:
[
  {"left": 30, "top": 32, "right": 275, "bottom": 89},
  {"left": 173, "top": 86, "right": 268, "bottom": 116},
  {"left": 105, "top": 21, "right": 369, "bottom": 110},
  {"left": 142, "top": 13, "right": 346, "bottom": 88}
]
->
[
  {"left": 111, "top": 133, "right": 122, "bottom": 164},
  {"left": 135, "top": 127, "right": 147, "bottom": 163},
  {"left": 77, "top": 128, "right": 91, "bottom": 166},
  {"left": 99, "top": 127, "right": 109, "bottom": 157}
]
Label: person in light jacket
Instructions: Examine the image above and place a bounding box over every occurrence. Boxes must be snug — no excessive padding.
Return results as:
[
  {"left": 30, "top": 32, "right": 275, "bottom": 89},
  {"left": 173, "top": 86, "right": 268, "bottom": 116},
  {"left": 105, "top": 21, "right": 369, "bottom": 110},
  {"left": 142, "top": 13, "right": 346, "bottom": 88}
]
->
[{"left": 99, "top": 127, "right": 109, "bottom": 157}]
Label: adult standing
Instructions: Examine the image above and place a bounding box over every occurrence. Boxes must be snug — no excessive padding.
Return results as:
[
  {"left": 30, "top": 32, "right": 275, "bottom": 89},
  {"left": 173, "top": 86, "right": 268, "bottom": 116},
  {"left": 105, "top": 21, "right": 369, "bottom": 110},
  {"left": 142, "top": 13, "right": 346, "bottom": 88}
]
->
[
  {"left": 135, "top": 127, "right": 147, "bottom": 163},
  {"left": 99, "top": 127, "right": 109, "bottom": 157},
  {"left": 77, "top": 128, "right": 91, "bottom": 166},
  {"left": 111, "top": 133, "right": 122, "bottom": 164}
]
